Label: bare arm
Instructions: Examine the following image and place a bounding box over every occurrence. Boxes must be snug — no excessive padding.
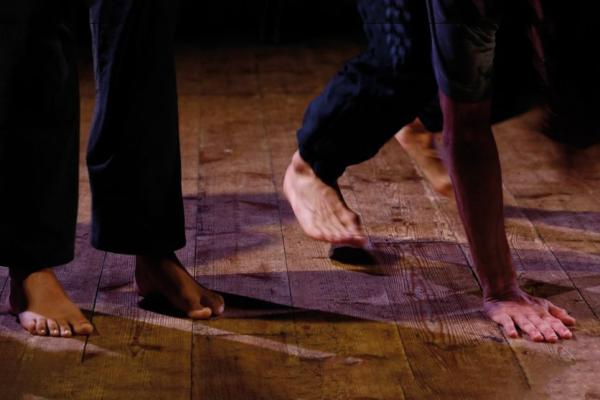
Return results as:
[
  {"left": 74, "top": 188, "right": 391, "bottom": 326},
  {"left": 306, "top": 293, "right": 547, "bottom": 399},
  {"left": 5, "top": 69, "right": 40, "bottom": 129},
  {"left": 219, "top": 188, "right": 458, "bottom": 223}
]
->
[{"left": 439, "top": 92, "right": 575, "bottom": 342}]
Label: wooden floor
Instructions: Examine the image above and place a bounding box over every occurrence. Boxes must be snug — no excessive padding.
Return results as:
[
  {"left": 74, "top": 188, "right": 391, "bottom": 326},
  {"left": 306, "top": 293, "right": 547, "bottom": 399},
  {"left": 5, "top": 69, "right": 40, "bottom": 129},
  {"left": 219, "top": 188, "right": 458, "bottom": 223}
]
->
[{"left": 2, "top": 41, "right": 600, "bottom": 400}]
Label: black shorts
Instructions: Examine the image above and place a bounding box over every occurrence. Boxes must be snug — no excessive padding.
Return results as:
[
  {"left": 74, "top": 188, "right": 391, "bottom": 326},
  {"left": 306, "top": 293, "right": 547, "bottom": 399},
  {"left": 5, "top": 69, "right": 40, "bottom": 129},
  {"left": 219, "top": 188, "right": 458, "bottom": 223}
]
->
[{"left": 427, "top": 0, "right": 504, "bottom": 102}]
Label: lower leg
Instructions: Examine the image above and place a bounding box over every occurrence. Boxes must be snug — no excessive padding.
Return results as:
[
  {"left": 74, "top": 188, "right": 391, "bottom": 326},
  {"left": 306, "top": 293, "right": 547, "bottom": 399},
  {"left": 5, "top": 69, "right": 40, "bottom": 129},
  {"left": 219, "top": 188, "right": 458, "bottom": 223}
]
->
[
  {"left": 441, "top": 97, "right": 515, "bottom": 290},
  {"left": 396, "top": 118, "right": 453, "bottom": 197},
  {"left": 441, "top": 93, "right": 574, "bottom": 342},
  {"left": 1, "top": 2, "right": 85, "bottom": 338}
]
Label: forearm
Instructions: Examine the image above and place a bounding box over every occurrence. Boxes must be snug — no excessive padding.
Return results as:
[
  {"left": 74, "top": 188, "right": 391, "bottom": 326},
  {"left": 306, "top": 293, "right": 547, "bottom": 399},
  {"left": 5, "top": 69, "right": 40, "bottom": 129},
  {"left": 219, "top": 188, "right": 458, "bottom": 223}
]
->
[{"left": 440, "top": 93, "right": 517, "bottom": 297}]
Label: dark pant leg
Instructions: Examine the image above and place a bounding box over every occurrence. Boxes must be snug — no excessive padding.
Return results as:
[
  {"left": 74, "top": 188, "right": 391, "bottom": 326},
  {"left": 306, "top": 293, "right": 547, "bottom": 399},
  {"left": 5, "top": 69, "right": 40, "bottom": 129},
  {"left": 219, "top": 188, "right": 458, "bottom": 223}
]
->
[
  {"left": 297, "top": 0, "right": 437, "bottom": 183},
  {"left": 0, "top": 1, "right": 79, "bottom": 273},
  {"left": 419, "top": 4, "right": 540, "bottom": 133},
  {"left": 88, "top": 0, "right": 184, "bottom": 255},
  {"left": 426, "top": 0, "right": 505, "bottom": 103}
]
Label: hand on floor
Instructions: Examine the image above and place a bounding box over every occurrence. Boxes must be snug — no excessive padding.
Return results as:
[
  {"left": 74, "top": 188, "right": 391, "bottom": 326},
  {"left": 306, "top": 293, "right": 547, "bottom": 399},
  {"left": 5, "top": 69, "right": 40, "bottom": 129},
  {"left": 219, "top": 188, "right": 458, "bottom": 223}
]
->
[{"left": 484, "top": 288, "right": 576, "bottom": 343}]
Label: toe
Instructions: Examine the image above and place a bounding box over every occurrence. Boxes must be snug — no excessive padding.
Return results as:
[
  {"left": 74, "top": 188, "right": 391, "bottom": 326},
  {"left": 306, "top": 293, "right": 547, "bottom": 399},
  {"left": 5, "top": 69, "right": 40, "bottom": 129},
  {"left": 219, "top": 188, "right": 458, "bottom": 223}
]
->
[
  {"left": 18, "top": 313, "right": 37, "bottom": 335},
  {"left": 201, "top": 291, "right": 225, "bottom": 316},
  {"left": 340, "top": 211, "right": 361, "bottom": 231},
  {"left": 188, "top": 307, "right": 212, "bottom": 320},
  {"left": 47, "top": 320, "right": 61, "bottom": 337},
  {"left": 57, "top": 321, "right": 72, "bottom": 338},
  {"left": 35, "top": 318, "right": 48, "bottom": 336},
  {"left": 72, "top": 319, "right": 94, "bottom": 335},
  {"left": 302, "top": 221, "right": 327, "bottom": 242}
]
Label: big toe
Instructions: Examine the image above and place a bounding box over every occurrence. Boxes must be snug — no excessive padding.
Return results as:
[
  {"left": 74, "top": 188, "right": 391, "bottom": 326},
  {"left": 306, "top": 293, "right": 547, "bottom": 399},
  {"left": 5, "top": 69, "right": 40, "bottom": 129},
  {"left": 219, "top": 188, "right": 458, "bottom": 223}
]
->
[
  {"left": 434, "top": 179, "right": 454, "bottom": 198},
  {"left": 335, "top": 226, "right": 368, "bottom": 247},
  {"left": 201, "top": 292, "right": 225, "bottom": 316},
  {"left": 72, "top": 319, "right": 94, "bottom": 335},
  {"left": 18, "top": 312, "right": 37, "bottom": 335},
  {"left": 188, "top": 306, "right": 213, "bottom": 320}
]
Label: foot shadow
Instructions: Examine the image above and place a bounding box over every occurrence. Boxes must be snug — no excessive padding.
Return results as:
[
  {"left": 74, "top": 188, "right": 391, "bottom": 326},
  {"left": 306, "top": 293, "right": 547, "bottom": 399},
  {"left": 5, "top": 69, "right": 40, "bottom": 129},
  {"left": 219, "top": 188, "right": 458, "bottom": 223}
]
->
[
  {"left": 138, "top": 291, "right": 298, "bottom": 320},
  {"left": 328, "top": 245, "right": 395, "bottom": 277}
]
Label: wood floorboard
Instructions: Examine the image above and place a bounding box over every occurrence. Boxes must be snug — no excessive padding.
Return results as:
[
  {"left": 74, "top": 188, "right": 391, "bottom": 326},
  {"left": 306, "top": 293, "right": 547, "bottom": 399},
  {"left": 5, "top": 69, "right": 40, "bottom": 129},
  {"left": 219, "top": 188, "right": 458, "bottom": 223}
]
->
[
  {"left": 260, "top": 92, "right": 421, "bottom": 400},
  {"left": 344, "top": 140, "right": 529, "bottom": 399},
  {"left": 1, "top": 44, "right": 599, "bottom": 400}
]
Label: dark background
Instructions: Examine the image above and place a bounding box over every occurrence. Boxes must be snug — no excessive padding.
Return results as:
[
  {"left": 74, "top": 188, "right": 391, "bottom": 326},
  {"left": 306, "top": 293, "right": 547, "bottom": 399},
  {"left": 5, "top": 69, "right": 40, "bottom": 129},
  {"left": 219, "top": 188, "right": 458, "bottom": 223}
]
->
[
  {"left": 73, "top": 0, "right": 364, "bottom": 44},
  {"left": 71, "top": 0, "right": 598, "bottom": 146}
]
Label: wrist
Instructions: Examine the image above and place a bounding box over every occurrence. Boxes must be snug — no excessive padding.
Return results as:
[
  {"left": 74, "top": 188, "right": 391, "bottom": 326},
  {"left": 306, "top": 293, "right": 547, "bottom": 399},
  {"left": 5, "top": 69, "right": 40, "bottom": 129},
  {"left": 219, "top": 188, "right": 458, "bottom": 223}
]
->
[{"left": 482, "top": 281, "right": 521, "bottom": 300}]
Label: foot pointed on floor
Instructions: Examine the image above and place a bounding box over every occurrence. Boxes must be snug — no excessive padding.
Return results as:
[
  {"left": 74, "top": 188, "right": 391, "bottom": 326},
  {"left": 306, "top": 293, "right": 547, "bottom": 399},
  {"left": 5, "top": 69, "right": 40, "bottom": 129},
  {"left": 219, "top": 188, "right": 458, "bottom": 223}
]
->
[{"left": 284, "top": 151, "right": 367, "bottom": 247}]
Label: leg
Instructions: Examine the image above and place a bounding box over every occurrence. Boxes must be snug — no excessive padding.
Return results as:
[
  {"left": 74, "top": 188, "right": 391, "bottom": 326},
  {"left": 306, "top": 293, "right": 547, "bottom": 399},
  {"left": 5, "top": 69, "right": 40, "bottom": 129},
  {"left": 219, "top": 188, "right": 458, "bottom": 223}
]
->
[
  {"left": 428, "top": 0, "right": 574, "bottom": 342},
  {"left": 0, "top": 1, "right": 92, "bottom": 337},
  {"left": 88, "top": 0, "right": 223, "bottom": 318},
  {"left": 396, "top": 9, "right": 540, "bottom": 199},
  {"left": 88, "top": 0, "right": 185, "bottom": 254},
  {"left": 396, "top": 91, "right": 453, "bottom": 197},
  {"left": 285, "top": 0, "right": 437, "bottom": 245}
]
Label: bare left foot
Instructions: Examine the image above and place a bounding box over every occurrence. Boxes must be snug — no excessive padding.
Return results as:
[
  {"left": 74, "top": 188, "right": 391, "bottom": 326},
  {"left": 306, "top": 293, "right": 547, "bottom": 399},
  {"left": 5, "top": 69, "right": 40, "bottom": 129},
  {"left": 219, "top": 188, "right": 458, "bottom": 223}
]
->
[
  {"left": 283, "top": 151, "right": 367, "bottom": 247},
  {"left": 135, "top": 254, "right": 225, "bottom": 320}
]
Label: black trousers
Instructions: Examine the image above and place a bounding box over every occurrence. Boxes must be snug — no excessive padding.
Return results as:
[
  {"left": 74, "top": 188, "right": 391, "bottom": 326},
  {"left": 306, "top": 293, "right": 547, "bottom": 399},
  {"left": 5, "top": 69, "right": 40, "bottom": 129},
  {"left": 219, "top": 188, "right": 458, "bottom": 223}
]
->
[
  {"left": 297, "top": 0, "right": 436, "bottom": 184},
  {"left": 297, "top": 0, "right": 539, "bottom": 184},
  {"left": 0, "top": 0, "right": 184, "bottom": 273}
]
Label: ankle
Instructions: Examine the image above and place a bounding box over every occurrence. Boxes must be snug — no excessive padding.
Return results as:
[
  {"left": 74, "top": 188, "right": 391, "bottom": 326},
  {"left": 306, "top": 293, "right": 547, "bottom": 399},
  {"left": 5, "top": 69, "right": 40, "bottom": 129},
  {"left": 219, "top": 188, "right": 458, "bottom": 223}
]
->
[
  {"left": 136, "top": 252, "right": 179, "bottom": 267},
  {"left": 290, "top": 151, "right": 313, "bottom": 174},
  {"left": 9, "top": 267, "right": 52, "bottom": 284}
]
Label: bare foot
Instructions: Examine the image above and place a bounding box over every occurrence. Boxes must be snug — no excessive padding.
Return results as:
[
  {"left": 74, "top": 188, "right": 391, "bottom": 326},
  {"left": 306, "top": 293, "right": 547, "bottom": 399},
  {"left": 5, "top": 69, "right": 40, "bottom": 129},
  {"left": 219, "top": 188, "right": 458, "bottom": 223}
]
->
[
  {"left": 135, "top": 254, "right": 225, "bottom": 320},
  {"left": 9, "top": 268, "right": 94, "bottom": 337},
  {"left": 283, "top": 151, "right": 367, "bottom": 247},
  {"left": 396, "top": 118, "right": 453, "bottom": 197}
]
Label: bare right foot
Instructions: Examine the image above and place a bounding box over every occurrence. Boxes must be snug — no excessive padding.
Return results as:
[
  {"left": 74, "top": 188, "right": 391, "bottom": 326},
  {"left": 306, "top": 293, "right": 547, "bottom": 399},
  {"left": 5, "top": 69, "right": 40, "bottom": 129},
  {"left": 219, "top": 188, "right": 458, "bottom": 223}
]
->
[
  {"left": 9, "top": 268, "right": 94, "bottom": 337},
  {"left": 283, "top": 151, "right": 367, "bottom": 247},
  {"left": 396, "top": 118, "right": 454, "bottom": 197},
  {"left": 135, "top": 254, "right": 225, "bottom": 320}
]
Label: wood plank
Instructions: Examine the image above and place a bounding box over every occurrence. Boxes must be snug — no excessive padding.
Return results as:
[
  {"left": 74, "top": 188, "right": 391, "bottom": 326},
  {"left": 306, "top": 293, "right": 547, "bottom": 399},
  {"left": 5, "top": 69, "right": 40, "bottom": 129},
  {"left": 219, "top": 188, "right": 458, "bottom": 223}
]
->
[
  {"left": 491, "top": 112, "right": 600, "bottom": 398},
  {"left": 344, "top": 138, "right": 529, "bottom": 399},
  {"left": 177, "top": 46, "right": 259, "bottom": 97},
  {"left": 263, "top": 92, "right": 419, "bottom": 400},
  {"left": 495, "top": 112, "right": 600, "bottom": 315},
  {"left": 74, "top": 90, "right": 203, "bottom": 399},
  {"left": 0, "top": 230, "right": 105, "bottom": 400},
  {"left": 432, "top": 180, "right": 600, "bottom": 398},
  {"left": 191, "top": 93, "right": 314, "bottom": 400},
  {"left": 0, "top": 142, "right": 105, "bottom": 400},
  {"left": 2, "top": 43, "right": 600, "bottom": 400},
  {"left": 77, "top": 229, "right": 195, "bottom": 400},
  {"left": 411, "top": 110, "right": 600, "bottom": 398},
  {"left": 193, "top": 95, "right": 291, "bottom": 303}
]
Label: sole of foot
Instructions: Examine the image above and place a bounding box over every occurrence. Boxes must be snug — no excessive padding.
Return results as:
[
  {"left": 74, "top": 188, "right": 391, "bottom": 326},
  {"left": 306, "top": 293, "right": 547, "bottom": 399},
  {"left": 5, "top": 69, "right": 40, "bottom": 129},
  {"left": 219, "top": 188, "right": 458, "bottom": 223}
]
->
[{"left": 396, "top": 119, "right": 454, "bottom": 198}]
